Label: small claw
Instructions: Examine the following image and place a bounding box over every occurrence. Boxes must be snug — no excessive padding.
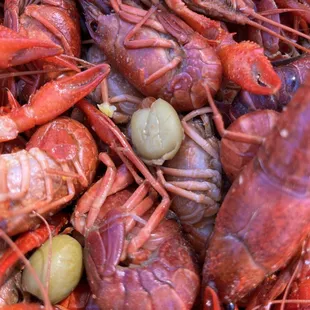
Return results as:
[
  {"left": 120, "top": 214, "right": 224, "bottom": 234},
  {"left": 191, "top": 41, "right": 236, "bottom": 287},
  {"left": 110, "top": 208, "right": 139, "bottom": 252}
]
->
[
  {"left": 43, "top": 55, "right": 81, "bottom": 73},
  {"left": 0, "top": 25, "right": 64, "bottom": 69},
  {"left": 218, "top": 41, "right": 281, "bottom": 95},
  {"left": 0, "top": 64, "right": 110, "bottom": 142}
]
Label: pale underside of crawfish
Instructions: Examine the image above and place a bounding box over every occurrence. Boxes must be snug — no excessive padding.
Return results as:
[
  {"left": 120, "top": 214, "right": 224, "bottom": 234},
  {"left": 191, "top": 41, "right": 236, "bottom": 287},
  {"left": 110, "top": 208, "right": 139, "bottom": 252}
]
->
[
  {"left": 1, "top": 117, "right": 98, "bottom": 236},
  {"left": 0, "top": 148, "right": 66, "bottom": 235},
  {"left": 165, "top": 119, "right": 221, "bottom": 259}
]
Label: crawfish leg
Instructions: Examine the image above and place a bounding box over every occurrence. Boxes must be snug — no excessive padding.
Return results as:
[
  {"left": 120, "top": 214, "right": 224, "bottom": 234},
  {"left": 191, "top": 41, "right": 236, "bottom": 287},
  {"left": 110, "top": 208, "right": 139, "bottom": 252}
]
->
[
  {"left": 126, "top": 191, "right": 170, "bottom": 255},
  {"left": 86, "top": 153, "right": 117, "bottom": 229},
  {"left": 244, "top": 5, "right": 310, "bottom": 42},
  {"left": 109, "top": 147, "right": 172, "bottom": 256},
  {"left": 24, "top": 5, "right": 73, "bottom": 56},
  {"left": 77, "top": 100, "right": 171, "bottom": 253},
  {"left": 120, "top": 6, "right": 183, "bottom": 85},
  {"left": 123, "top": 7, "right": 175, "bottom": 49},
  {"left": 1, "top": 304, "right": 47, "bottom": 309},
  {"left": 157, "top": 169, "right": 220, "bottom": 204},
  {"left": 111, "top": 0, "right": 167, "bottom": 32},
  {"left": 201, "top": 89, "right": 264, "bottom": 145},
  {"left": 181, "top": 108, "right": 220, "bottom": 159},
  {"left": 4, "top": 0, "right": 19, "bottom": 31},
  {"left": 4, "top": 88, "right": 21, "bottom": 113},
  {"left": 73, "top": 164, "right": 134, "bottom": 234},
  {"left": 163, "top": 0, "right": 226, "bottom": 39},
  {"left": 124, "top": 189, "right": 157, "bottom": 233},
  {"left": 204, "top": 286, "right": 222, "bottom": 310}
]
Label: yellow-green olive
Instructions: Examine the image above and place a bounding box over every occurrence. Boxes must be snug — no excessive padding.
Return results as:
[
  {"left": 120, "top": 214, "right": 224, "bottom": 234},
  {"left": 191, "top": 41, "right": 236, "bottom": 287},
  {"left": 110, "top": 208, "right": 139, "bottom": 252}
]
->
[
  {"left": 22, "top": 234, "right": 83, "bottom": 304},
  {"left": 130, "top": 98, "right": 184, "bottom": 165}
]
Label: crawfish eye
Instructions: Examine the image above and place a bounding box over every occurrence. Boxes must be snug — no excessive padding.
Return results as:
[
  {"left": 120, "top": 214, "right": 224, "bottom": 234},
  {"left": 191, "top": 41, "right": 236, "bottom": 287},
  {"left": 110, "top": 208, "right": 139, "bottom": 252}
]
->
[
  {"left": 130, "top": 98, "right": 184, "bottom": 165},
  {"left": 285, "top": 70, "right": 299, "bottom": 93},
  {"left": 226, "top": 303, "right": 236, "bottom": 310},
  {"left": 90, "top": 20, "right": 98, "bottom": 32},
  {"left": 22, "top": 235, "right": 83, "bottom": 304}
]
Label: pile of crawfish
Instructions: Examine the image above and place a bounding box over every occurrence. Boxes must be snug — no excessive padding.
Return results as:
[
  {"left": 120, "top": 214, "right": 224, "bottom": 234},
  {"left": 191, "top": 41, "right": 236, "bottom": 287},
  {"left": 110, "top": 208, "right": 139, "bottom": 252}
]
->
[{"left": 1, "top": 0, "right": 310, "bottom": 309}]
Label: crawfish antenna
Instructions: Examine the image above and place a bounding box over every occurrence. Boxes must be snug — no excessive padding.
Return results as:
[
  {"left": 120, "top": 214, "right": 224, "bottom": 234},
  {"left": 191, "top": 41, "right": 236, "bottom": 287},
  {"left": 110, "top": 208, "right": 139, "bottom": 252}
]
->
[
  {"left": 241, "top": 8, "right": 310, "bottom": 54},
  {"left": 34, "top": 212, "right": 53, "bottom": 297}
]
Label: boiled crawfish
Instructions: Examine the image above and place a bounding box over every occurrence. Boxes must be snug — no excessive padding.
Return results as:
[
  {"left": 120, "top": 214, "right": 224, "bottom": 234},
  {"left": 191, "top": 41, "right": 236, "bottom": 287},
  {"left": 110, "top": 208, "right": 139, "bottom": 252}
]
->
[
  {"left": 67, "top": 99, "right": 201, "bottom": 309},
  {"left": 82, "top": 188, "right": 200, "bottom": 309},
  {"left": 203, "top": 79, "right": 310, "bottom": 304}
]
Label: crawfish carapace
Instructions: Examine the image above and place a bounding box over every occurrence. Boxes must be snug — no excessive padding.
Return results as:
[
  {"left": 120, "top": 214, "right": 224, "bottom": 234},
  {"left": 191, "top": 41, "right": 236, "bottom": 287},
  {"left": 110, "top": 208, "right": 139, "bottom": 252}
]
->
[{"left": 203, "top": 80, "right": 310, "bottom": 303}]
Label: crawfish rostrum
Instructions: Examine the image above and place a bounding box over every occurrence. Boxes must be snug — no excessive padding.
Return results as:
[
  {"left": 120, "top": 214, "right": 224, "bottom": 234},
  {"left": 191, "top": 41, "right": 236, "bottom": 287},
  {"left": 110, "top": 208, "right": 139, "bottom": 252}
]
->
[{"left": 0, "top": 0, "right": 310, "bottom": 309}]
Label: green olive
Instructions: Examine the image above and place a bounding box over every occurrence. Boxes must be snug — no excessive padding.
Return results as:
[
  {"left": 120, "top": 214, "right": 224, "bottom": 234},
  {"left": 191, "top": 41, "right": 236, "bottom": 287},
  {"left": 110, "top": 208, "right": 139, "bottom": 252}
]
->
[
  {"left": 131, "top": 98, "right": 184, "bottom": 165},
  {"left": 22, "top": 234, "right": 83, "bottom": 304}
]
